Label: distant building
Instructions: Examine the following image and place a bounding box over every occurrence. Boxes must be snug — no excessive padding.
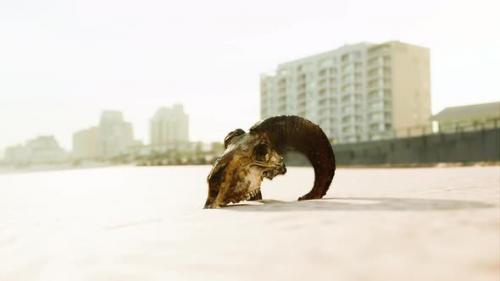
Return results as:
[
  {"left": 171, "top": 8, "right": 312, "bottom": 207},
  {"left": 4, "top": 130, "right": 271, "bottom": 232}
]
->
[
  {"left": 432, "top": 102, "right": 500, "bottom": 133},
  {"left": 72, "top": 111, "right": 135, "bottom": 160},
  {"left": 4, "top": 145, "right": 29, "bottom": 165},
  {"left": 261, "top": 41, "right": 431, "bottom": 143},
  {"left": 150, "top": 104, "right": 189, "bottom": 152},
  {"left": 5, "top": 135, "right": 67, "bottom": 165},
  {"left": 97, "top": 111, "right": 134, "bottom": 159},
  {"left": 72, "top": 127, "right": 99, "bottom": 160}
]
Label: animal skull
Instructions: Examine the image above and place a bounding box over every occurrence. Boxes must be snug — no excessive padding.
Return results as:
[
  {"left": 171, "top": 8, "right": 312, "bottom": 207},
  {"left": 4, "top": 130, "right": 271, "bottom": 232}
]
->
[{"left": 204, "top": 115, "right": 336, "bottom": 209}]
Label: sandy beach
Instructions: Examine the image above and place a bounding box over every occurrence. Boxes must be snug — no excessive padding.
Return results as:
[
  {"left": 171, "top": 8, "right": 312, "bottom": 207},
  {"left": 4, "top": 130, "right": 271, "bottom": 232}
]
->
[{"left": 0, "top": 165, "right": 499, "bottom": 281}]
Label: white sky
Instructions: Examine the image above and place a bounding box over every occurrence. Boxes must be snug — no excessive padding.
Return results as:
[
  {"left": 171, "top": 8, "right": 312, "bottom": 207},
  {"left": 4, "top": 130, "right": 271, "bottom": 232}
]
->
[{"left": 0, "top": 0, "right": 499, "bottom": 154}]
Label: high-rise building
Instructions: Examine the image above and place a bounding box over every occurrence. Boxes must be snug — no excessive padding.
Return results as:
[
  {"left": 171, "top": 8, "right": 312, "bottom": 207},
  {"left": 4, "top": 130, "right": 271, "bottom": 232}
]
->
[
  {"left": 72, "top": 127, "right": 99, "bottom": 160},
  {"left": 150, "top": 104, "right": 189, "bottom": 151},
  {"left": 261, "top": 41, "right": 431, "bottom": 143},
  {"left": 97, "top": 111, "right": 134, "bottom": 158}
]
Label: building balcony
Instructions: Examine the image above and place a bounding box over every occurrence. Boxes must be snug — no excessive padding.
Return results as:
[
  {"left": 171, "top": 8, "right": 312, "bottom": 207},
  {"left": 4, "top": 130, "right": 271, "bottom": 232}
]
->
[
  {"left": 368, "top": 107, "right": 392, "bottom": 118},
  {"left": 317, "top": 80, "right": 327, "bottom": 88},
  {"left": 318, "top": 88, "right": 328, "bottom": 96},
  {"left": 368, "top": 90, "right": 392, "bottom": 101},
  {"left": 317, "top": 97, "right": 328, "bottom": 105},
  {"left": 367, "top": 81, "right": 391, "bottom": 91}
]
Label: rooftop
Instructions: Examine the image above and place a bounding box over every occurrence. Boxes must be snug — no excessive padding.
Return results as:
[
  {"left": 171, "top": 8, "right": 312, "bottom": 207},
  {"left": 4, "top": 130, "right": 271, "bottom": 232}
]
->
[{"left": 432, "top": 101, "right": 500, "bottom": 122}]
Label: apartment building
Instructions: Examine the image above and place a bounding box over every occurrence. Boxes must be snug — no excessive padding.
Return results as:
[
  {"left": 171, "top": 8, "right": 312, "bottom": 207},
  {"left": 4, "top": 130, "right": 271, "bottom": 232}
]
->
[
  {"left": 97, "top": 111, "right": 134, "bottom": 158},
  {"left": 72, "top": 127, "right": 99, "bottom": 160},
  {"left": 150, "top": 104, "right": 189, "bottom": 152},
  {"left": 261, "top": 41, "right": 431, "bottom": 143}
]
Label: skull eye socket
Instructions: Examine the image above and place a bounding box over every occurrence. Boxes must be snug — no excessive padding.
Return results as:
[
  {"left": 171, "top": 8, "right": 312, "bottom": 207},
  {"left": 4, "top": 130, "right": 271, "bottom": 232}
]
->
[{"left": 254, "top": 143, "right": 269, "bottom": 162}]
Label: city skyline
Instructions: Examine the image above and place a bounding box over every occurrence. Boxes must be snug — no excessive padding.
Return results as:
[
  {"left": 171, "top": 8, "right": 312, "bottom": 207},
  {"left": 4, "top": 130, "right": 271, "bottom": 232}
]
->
[
  {"left": 4, "top": 106, "right": 190, "bottom": 155},
  {"left": 1, "top": 0, "right": 499, "bottom": 154}
]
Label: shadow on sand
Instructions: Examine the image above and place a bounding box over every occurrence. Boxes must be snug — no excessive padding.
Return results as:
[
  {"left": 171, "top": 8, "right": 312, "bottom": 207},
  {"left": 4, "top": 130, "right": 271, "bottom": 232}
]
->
[{"left": 225, "top": 197, "right": 496, "bottom": 212}]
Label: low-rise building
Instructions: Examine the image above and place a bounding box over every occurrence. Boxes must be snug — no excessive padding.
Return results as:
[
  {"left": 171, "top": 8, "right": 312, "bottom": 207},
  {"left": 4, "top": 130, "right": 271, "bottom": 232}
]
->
[
  {"left": 4, "top": 145, "right": 29, "bottom": 165},
  {"left": 432, "top": 102, "right": 500, "bottom": 133},
  {"left": 5, "top": 136, "right": 67, "bottom": 165}
]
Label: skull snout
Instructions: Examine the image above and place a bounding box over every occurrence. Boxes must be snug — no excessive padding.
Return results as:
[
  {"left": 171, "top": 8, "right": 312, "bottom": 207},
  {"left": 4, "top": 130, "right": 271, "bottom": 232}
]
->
[
  {"left": 279, "top": 162, "right": 287, "bottom": 175},
  {"left": 277, "top": 155, "right": 286, "bottom": 173}
]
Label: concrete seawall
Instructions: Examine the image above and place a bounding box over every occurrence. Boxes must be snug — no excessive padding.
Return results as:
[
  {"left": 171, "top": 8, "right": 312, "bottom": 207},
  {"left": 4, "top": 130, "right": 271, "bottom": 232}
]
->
[{"left": 287, "top": 128, "right": 500, "bottom": 165}]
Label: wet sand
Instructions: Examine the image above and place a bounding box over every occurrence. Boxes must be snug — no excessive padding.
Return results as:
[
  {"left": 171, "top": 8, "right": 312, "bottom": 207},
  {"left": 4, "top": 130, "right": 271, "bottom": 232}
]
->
[{"left": 0, "top": 166, "right": 499, "bottom": 281}]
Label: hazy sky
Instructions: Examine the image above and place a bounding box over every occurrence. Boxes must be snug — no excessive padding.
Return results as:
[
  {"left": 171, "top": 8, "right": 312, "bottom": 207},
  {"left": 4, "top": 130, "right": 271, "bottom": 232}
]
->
[{"left": 0, "top": 0, "right": 499, "bottom": 154}]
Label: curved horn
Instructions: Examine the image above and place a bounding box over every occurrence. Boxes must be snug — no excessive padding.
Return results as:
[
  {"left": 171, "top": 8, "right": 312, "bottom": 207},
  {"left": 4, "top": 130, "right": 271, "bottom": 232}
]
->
[
  {"left": 224, "top": 128, "right": 245, "bottom": 148},
  {"left": 249, "top": 115, "right": 335, "bottom": 200}
]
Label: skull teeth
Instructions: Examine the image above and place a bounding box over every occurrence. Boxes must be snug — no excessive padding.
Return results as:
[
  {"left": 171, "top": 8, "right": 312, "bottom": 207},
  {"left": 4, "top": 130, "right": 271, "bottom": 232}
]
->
[{"left": 243, "top": 189, "right": 259, "bottom": 201}]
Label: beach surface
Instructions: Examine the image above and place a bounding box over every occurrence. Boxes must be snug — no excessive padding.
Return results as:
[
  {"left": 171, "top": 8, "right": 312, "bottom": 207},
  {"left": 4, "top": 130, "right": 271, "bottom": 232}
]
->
[{"left": 0, "top": 165, "right": 499, "bottom": 281}]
